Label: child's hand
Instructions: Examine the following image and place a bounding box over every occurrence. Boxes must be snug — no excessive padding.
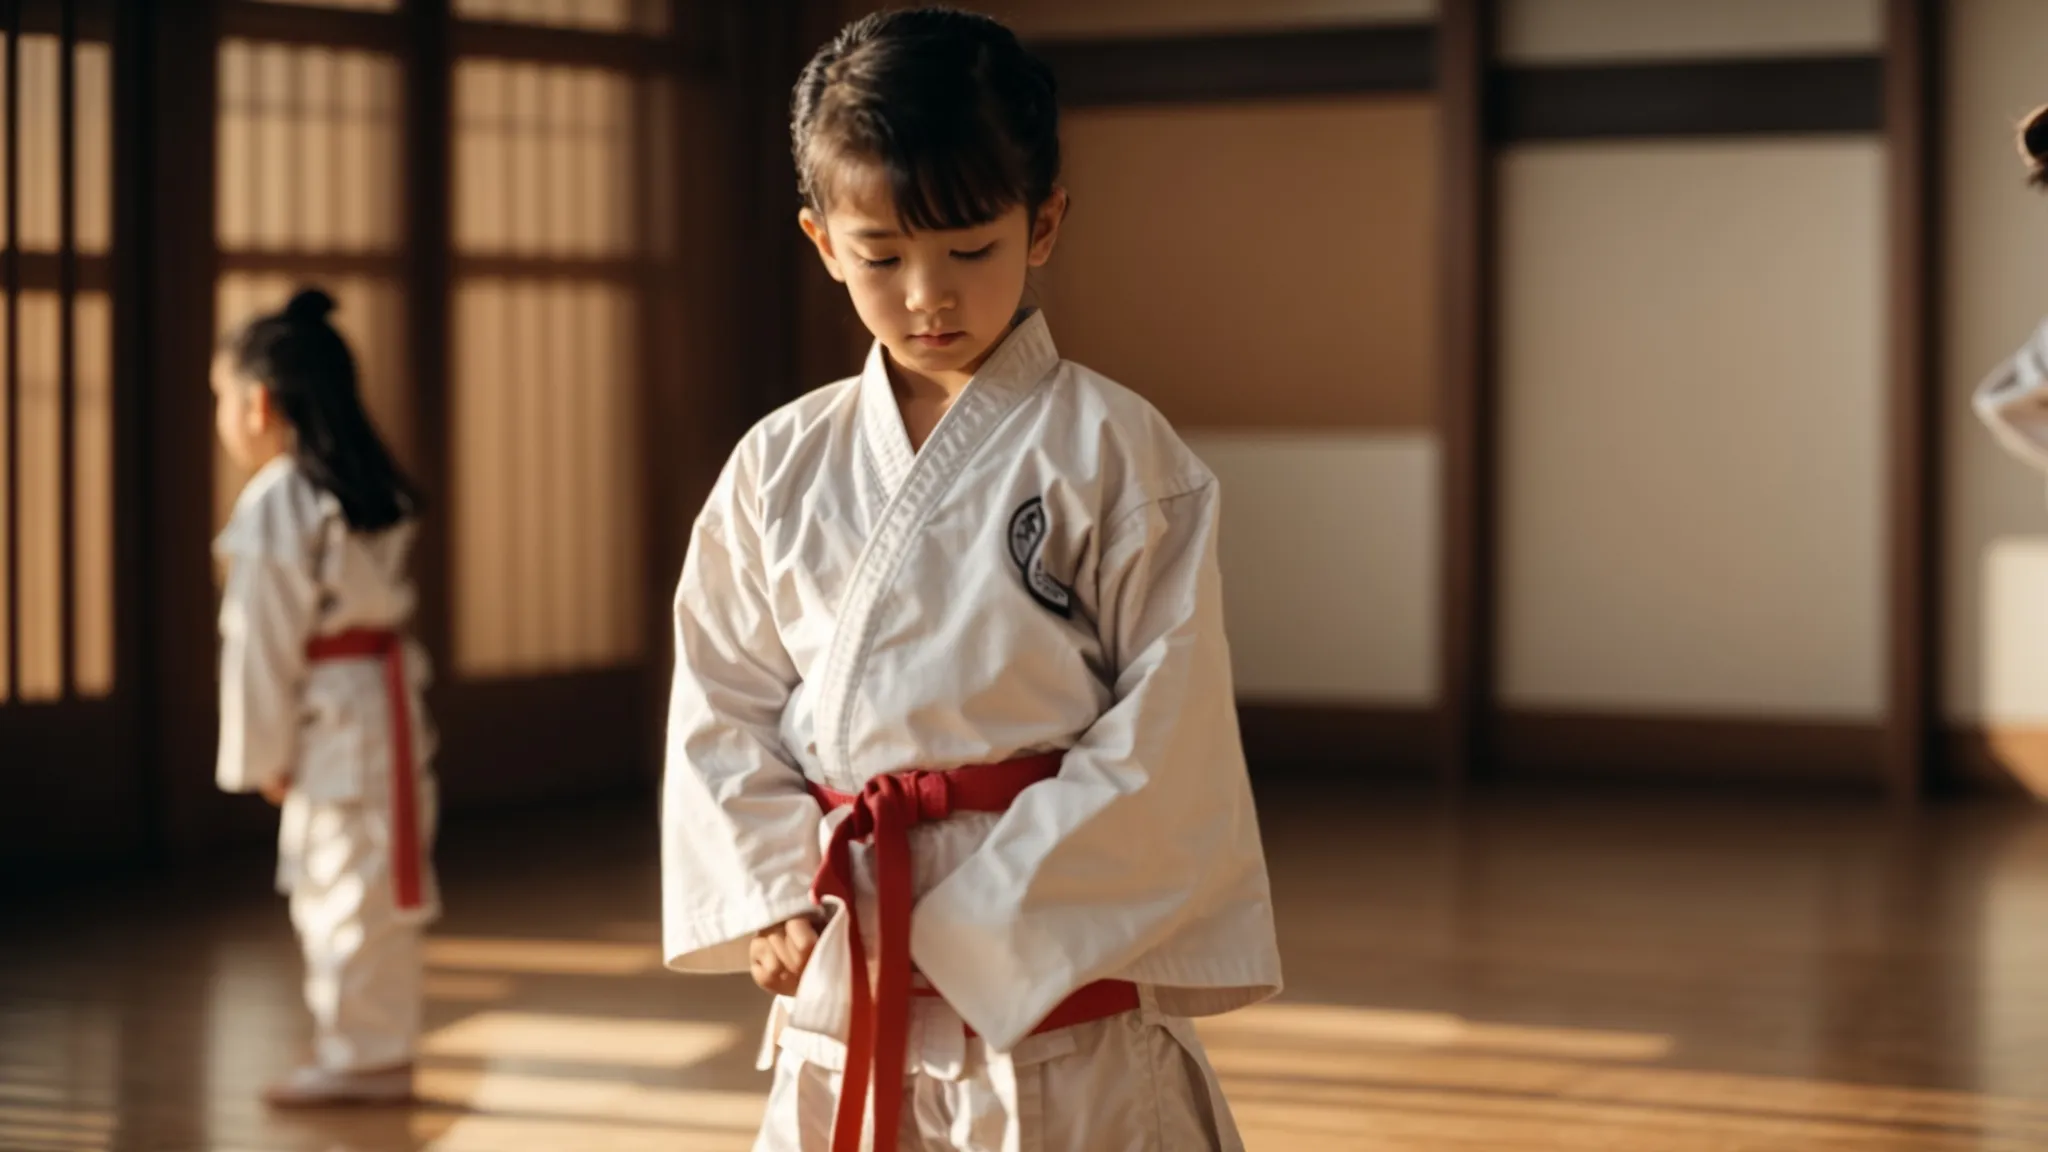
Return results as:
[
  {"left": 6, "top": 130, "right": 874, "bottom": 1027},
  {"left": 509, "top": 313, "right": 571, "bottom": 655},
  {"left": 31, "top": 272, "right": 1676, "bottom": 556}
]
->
[
  {"left": 749, "top": 915, "right": 820, "bottom": 996},
  {"left": 260, "top": 777, "right": 291, "bottom": 806}
]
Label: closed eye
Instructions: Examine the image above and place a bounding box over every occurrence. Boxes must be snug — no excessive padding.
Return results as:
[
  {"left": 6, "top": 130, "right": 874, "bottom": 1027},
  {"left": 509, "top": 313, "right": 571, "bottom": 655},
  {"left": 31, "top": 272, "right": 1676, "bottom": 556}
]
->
[
  {"left": 952, "top": 242, "right": 997, "bottom": 262},
  {"left": 859, "top": 256, "right": 899, "bottom": 269}
]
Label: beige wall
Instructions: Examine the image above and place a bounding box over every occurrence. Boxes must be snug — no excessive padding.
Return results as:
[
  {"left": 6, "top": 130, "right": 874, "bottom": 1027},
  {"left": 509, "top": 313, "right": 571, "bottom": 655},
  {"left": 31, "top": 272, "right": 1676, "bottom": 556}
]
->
[
  {"left": 1497, "top": 140, "right": 1887, "bottom": 719},
  {"left": 1036, "top": 97, "right": 1441, "bottom": 705},
  {"left": 1498, "top": 0, "right": 1881, "bottom": 64},
  {"left": 1041, "top": 99, "right": 1436, "bottom": 430},
  {"left": 1190, "top": 432, "right": 1439, "bottom": 702},
  {"left": 1944, "top": 0, "right": 2048, "bottom": 728},
  {"left": 779, "top": 1, "right": 2048, "bottom": 782},
  {"left": 788, "top": 10, "right": 1448, "bottom": 707},
  {"left": 971, "top": 0, "right": 1434, "bottom": 39}
]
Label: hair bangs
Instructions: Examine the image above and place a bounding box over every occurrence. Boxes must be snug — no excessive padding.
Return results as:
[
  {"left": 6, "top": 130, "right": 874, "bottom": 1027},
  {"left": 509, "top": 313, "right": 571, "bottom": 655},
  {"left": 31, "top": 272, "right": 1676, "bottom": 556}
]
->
[{"left": 806, "top": 93, "right": 1029, "bottom": 234}]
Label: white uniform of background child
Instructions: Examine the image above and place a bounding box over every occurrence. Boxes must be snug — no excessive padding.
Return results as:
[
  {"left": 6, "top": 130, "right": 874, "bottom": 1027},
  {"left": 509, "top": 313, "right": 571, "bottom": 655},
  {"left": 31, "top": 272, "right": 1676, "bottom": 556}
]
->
[
  {"left": 212, "top": 288, "right": 438, "bottom": 1108},
  {"left": 1978, "top": 111, "right": 2048, "bottom": 468}
]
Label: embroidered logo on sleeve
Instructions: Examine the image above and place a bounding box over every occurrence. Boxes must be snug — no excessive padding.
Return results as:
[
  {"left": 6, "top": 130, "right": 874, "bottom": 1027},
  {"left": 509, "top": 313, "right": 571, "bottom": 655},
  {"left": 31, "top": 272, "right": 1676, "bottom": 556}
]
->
[{"left": 1007, "top": 497, "right": 1073, "bottom": 618}]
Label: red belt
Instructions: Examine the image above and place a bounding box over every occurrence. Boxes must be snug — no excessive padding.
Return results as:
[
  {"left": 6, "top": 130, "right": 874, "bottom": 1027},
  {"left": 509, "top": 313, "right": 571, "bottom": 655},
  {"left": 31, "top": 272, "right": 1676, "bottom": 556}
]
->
[
  {"left": 808, "top": 755, "right": 1138, "bottom": 1152},
  {"left": 305, "top": 628, "right": 424, "bottom": 912}
]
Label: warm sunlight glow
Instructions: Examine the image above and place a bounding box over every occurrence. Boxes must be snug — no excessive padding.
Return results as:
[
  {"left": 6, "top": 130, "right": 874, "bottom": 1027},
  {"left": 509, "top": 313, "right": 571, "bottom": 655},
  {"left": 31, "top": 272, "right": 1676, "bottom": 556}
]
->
[
  {"left": 414, "top": 1113, "right": 754, "bottom": 1152},
  {"left": 0, "top": 35, "right": 118, "bottom": 706},
  {"left": 453, "top": 0, "right": 669, "bottom": 36},
  {"left": 420, "top": 1012, "right": 743, "bottom": 1069},
  {"left": 1220, "top": 1077, "right": 2041, "bottom": 1150},
  {"left": 0, "top": 1104, "right": 115, "bottom": 1152},
  {"left": 418, "top": 1068, "right": 764, "bottom": 1131},
  {"left": 0, "top": 1104, "right": 114, "bottom": 1130},
  {"left": 450, "top": 278, "right": 643, "bottom": 676},
  {"left": 17, "top": 37, "right": 58, "bottom": 251},
  {"left": 15, "top": 293, "right": 60, "bottom": 700},
  {"left": 446, "top": 52, "right": 654, "bottom": 680},
  {"left": 1205, "top": 1039, "right": 2048, "bottom": 1142},
  {"left": 217, "top": 41, "right": 401, "bottom": 253},
  {"left": 1197, "top": 1000, "right": 1676, "bottom": 1062}
]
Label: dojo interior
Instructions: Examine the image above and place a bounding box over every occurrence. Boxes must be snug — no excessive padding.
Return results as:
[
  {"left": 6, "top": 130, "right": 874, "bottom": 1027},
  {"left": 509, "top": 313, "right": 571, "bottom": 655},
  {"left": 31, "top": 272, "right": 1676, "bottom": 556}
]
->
[{"left": 7, "top": 0, "right": 2048, "bottom": 1149}]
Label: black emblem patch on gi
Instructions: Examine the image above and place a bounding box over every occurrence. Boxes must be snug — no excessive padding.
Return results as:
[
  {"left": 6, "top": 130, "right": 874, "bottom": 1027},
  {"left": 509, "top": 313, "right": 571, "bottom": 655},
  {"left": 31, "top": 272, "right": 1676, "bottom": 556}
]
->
[{"left": 1007, "top": 497, "right": 1073, "bottom": 618}]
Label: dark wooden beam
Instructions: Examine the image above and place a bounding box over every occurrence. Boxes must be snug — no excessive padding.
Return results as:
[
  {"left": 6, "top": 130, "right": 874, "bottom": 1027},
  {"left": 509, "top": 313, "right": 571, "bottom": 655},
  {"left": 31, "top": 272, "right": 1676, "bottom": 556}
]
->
[
  {"left": 727, "top": 0, "right": 806, "bottom": 413},
  {"left": 1438, "top": 0, "right": 1495, "bottom": 791},
  {"left": 4, "top": 0, "right": 17, "bottom": 702},
  {"left": 1494, "top": 56, "right": 1884, "bottom": 142},
  {"left": 634, "top": 2, "right": 688, "bottom": 785},
  {"left": 405, "top": 0, "right": 454, "bottom": 714},
  {"left": 3, "top": 250, "right": 112, "bottom": 291},
  {"left": 145, "top": 0, "right": 225, "bottom": 853},
  {"left": 111, "top": 0, "right": 153, "bottom": 857},
  {"left": 1238, "top": 703, "right": 1438, "bottom": 781},
  {"left": 16, "top": 0, "right": 111, "bottom": 40},
  {"left": 452, "top": 19, "right": 674, "bottom": 71},
  {"left": 57, "top": 0, "right": 75, "bottom": 697},
  {"left": 1034, "top": 24, "right": 1435, "bottom": 108},
  {"left": 1495, "top": 712, "right": 1884, "bottom": 789}
]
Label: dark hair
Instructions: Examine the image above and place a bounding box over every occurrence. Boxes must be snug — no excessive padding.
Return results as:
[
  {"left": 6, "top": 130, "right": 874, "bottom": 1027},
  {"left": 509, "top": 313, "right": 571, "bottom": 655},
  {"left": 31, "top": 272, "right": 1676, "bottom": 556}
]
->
[
  {"left": 225, "top": 288, "right": 420, "bottom": 533},
  {"left": 2023, "top": 106, "right": 2048, "bottom": 189},
  {"left": 791, "top": 7, "right": 1059, "bottom": 233}
]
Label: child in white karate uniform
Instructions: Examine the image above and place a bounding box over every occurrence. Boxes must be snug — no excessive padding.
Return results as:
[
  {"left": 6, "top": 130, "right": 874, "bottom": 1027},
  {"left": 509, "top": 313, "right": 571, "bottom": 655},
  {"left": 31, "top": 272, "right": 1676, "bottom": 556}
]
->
[
  {"left": 212, "top": 288, "right": 438, "bottom": 1107},
  {"left": 661, "top": 9, "right": 1282, "bottom": 1150}
]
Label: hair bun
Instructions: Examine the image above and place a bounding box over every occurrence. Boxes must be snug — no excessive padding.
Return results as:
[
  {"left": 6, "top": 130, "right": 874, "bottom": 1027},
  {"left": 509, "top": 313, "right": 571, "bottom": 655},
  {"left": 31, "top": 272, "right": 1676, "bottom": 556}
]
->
[
  {"left": 2020, "top": 105, "right": 2048, "bottom": 189},
  {"left": 284, "top": 287, "right": 336, "bottom": 324}
]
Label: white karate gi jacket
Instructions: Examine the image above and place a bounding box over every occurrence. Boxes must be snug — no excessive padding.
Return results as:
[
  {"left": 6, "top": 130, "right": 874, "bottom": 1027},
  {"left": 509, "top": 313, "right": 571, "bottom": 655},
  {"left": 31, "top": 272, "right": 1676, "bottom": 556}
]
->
[
  {"left": 661, "top": 312, "right": 1282, "bottom": 1069},
  {"left": 215, "top": 454, "right": 435, "bottom": 911}
]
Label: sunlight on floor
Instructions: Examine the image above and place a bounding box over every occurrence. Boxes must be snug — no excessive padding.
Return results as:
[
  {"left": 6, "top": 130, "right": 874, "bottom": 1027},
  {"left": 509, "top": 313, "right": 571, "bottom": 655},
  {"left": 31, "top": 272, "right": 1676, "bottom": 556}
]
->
[
  {"left": 1198, "top": 1001, "right": 1676, "bottom": 1061},
  {"left": 8, "top": 985, "right": 2048, "bottom": 1151},
  {"left": 0, "top": 1103, "right": 115, "bottom": 1152},
  {"left": 378, "top": 996, "right": 2048, "bottom": 1151},
  {"left": 1223, "top": 1083, "right": 2044, "bottom": 1152},
  {"left": 419, "top": 1068, "right": 764, "bottom": 1130},
  {"left": 1196, "top": 1003, "right": 2048, "bottom": 1151},
  {"left": 413, "top": 1111, "right": 757, "bottom": 1152},
  {"left": 420, "top": 1011, "right": 743, "bottom": 1068}
]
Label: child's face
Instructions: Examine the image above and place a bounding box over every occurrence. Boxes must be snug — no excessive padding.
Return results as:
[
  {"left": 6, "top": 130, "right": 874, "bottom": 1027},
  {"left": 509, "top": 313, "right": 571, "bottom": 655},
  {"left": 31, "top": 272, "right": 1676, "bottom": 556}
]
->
[
  {"left": 210, "top": 355, "right": 286, "bottom": 470},
  {"left": 801, "top": 165, "right": 1066, "bottom": 388}
]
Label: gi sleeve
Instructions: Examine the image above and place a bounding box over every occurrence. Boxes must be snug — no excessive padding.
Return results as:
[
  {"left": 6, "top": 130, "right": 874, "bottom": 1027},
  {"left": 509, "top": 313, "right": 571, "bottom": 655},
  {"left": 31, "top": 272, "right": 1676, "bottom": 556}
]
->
[
  {"left": 910, "top": 476, "right": 1273, "bottom": 1049},
  {"left": 216, "top": 552, "right": 318, "bottom": 795},
  {"left": 661, "top": 434, "right": 823, "bottom": 973}
]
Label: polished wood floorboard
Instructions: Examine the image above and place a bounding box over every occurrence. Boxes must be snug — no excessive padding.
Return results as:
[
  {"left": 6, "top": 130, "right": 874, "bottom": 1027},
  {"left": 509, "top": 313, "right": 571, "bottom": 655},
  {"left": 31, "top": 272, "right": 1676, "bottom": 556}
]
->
[{"left": 5, "top": 787, "right": 2048, "bottom": 1150}]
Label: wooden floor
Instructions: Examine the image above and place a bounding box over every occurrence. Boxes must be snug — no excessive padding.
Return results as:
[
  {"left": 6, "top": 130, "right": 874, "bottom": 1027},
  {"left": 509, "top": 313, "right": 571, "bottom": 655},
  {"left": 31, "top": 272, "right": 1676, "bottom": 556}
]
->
[{"left": 6, "top": 786, "right": 2048, "bottom": 1151}]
